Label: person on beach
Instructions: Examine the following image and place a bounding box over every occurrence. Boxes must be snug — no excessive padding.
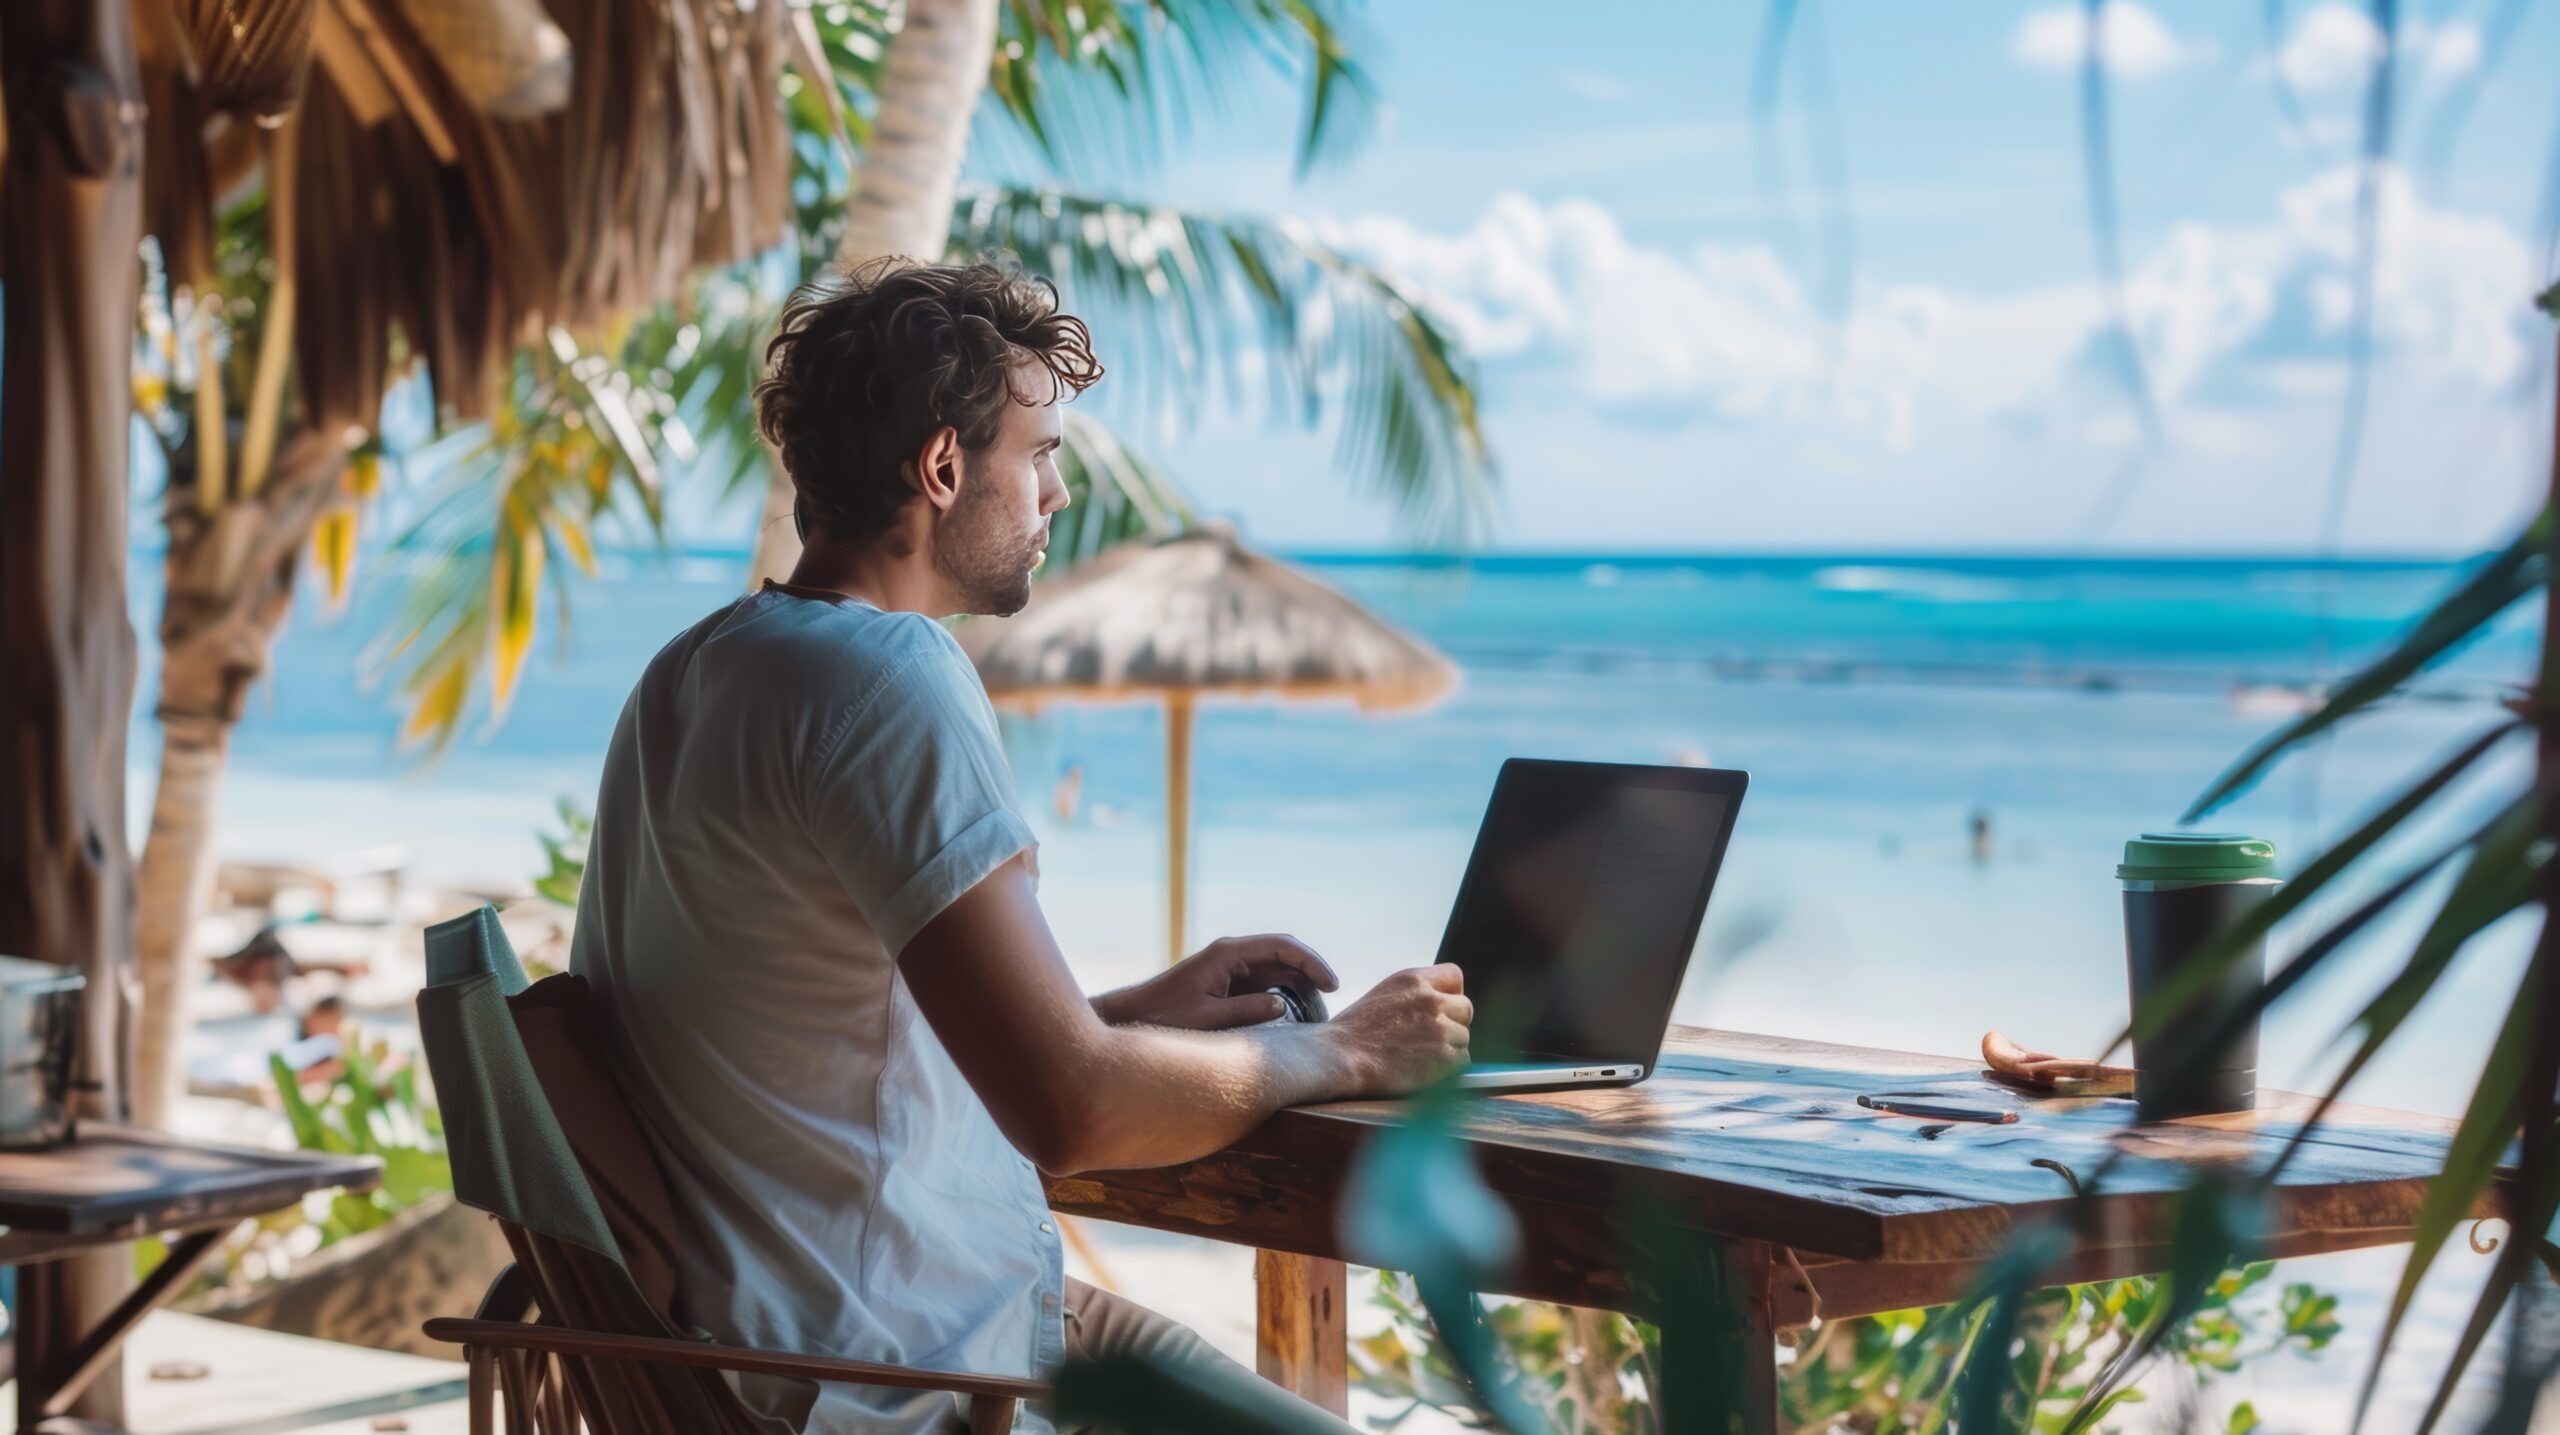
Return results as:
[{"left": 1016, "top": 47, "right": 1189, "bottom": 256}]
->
[{"left": 570, "top": 258, "right": 1472, "bottom": 1435}]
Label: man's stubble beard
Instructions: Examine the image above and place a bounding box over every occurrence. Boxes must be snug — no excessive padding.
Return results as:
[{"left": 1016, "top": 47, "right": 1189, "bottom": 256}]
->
[{"left": 937, "top": 457, "right": 1044, "bottom": 616}]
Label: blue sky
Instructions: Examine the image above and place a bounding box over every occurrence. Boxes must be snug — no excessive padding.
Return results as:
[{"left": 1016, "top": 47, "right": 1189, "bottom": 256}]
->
[{"left": 802, "top": 1, "right": 2560, "bottom": 555}]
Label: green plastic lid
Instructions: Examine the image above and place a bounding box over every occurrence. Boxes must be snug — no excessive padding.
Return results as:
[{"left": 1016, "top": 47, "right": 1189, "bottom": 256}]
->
[{"left": 2117, "top": 831, "right": 2279, "bottom": 884}]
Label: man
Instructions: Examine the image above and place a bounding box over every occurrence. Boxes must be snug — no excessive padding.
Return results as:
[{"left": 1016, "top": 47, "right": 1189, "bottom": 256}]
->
[{"left": 571, "top": 258, "right": 1473, "bottom": 1434}]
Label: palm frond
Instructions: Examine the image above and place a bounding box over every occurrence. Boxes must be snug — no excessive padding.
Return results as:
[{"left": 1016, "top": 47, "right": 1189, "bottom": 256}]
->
[
  {"left": 949, "top": 183, "right": 1494, "bottom": 543},
  {"left": 2315, "top": 0, "right": 2400, "bottom": 552},
  {"left": 1747, "top": 0, "right": 1856, "bottom": 341},
  {"left": 365, "top": 325, "right": 701, "bottom": 753},
  {"left": 2185, "top": 508, "right": 2548, "bottom": 820},
  {"left": 1049, "top": 412, "right": 1193, "bottom": 568},
  {"left": 983, "top": 0, "right": 1376, "bottom": 180},
  {"left": 2071, "top": 0, "right": 2168, "bottom": 545}
]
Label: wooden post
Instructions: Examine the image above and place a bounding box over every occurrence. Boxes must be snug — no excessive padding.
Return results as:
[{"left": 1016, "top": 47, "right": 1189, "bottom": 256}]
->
[
  {"left": 1644, "top": 1236, "right": 1779, "bottom": 1435},
  {"left": 0, "top": 0, "right": 148, "bottom": 1424},
  {"left": 1164, "top": 694, "right": 1194, "bottom": 967},
  {"left": 1253, "top": 1250, "right": 1347, "bottom": 1418}
]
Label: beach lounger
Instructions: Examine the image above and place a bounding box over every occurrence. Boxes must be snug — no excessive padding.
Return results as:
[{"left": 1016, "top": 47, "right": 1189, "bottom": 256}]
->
[
  {"left": 415, "top": 906, "right": 1044, "bottom": 1434},
  {"left": 217, "top": 845, "right": 409, "bottom": 923}
]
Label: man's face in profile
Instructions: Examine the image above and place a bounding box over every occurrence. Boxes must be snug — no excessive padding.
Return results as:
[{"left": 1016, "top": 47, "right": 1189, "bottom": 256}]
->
[{"left": 938, "top": 363, "right": 1070, "bottom": 617}]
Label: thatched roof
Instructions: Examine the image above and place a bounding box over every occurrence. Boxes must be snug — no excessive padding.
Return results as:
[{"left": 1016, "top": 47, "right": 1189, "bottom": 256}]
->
[
  {"left": 132, "top": 0, "right": 795, "bottom": 434},
  {"left": 959, "top": 525, "right": 1459, "bottom": 714}
]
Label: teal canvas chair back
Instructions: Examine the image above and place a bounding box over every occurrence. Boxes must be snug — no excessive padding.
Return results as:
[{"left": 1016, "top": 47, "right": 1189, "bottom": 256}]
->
[
  {"left": 420, "top": 906, "right": 604, "bottom": 1260},
  {"left": 419, "top": 905, "right": 755, "bottom": 1433}
]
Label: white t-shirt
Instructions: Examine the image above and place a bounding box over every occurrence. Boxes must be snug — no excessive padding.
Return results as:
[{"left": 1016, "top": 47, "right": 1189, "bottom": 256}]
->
[{"left": 571, "top": 583, "right": 1059, "bottom": 1434}]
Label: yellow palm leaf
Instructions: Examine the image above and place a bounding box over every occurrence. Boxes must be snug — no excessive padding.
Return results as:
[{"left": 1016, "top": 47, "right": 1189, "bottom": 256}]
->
[
  {"left": 403, "top": 662, "right": 471, "bottom": 747},
  {"left": 487, "top": 520, "right": 547, "bottom": 717},
  {"left": 311, "top": 506, "right": 359, "bottom": 610},
  {"left": 552, "top": 509, "right": 599, "bottom": 577}
]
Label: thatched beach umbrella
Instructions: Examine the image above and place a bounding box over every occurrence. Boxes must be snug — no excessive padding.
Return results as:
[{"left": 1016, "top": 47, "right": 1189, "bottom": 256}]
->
[{"left": 961, "top": 524, "right": 1458, "bottom": 965}]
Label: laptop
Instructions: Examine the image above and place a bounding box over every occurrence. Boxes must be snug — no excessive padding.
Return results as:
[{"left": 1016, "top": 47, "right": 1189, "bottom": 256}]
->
[{"left": 1436, "top": 759, "right": 1747, "bottom": 1093}]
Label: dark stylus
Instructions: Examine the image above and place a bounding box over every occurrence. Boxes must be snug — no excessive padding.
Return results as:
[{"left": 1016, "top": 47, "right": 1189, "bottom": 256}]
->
[{"left": 1857, "top": 1094, "right": 2019, "bottom": 1124}]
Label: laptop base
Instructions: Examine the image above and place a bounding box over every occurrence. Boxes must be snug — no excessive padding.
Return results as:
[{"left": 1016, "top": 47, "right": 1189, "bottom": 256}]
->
[{"left": 1453, "top": 1061, "right": 1647, "bottom": 1092}]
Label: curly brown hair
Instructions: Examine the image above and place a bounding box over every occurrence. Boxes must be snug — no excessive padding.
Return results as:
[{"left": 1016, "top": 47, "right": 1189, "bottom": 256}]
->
[{"left": 754, "top": 257, "right": 1103, "bottom": 545}]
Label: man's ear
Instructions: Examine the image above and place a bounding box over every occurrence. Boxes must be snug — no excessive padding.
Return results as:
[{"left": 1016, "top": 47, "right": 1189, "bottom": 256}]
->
[{"left": 907, "top": 425, "right": 965, "bottom": 513}]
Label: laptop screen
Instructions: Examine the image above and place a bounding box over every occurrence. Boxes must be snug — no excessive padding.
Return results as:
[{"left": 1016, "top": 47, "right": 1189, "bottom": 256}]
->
[{"left": 1435, "top": 761, "right": 1741, "bottom": 1064}]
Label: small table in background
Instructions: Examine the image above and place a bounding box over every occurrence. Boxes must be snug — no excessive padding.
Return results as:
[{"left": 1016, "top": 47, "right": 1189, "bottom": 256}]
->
[
  {"left": 1048, "top": 1025, "right": 2486, "bottom": 1433},
  {"left": 0, "top": 1124, "right": 381, "bottom": 1432}
]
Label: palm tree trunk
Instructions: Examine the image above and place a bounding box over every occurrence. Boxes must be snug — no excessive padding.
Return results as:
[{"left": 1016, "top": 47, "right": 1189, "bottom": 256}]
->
[
  {"left": 0, "top": 2, "right": 148, "bottom": 1422},
  {"left": 132, "top": 712, "right": 233, "bottom": 1128},
  {"left": 745, "top": 0, "right": 997, "bottom": 587},
  {"left": 132, "top": 434, "right": 351, "bottom": 1127}
]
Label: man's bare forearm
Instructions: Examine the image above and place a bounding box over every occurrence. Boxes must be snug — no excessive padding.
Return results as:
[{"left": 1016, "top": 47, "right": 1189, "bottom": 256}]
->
[
  {"left": 1043, "top": 1019, "right": 1366, "bottom": 1174},
  {"left": 902, "top": 862, "right": 1464, "bottom": 1178}
]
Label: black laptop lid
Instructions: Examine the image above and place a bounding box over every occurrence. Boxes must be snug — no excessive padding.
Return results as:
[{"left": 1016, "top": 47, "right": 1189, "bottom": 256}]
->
[{"left": 1434, "top": 759, "right": 1747, "bottom": 1064}]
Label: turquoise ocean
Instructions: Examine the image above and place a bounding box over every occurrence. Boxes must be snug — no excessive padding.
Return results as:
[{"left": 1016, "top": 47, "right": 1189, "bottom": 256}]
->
[
  {"left": 141, "top": 548, "right": 2539, "bottom": 1426},
  {"left": 146, "top": 549, "right": 2534, "bottom": 1118}
]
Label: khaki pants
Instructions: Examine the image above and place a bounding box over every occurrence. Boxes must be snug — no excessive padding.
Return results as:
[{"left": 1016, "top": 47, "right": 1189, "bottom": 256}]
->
[{"left": 1047, "top": 1278, "right": 1357, "bottom": 1434}]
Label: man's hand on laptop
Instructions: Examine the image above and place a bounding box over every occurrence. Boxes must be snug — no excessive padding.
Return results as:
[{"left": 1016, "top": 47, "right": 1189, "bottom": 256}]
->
[
  {"left": 903, "top": 857, "right": 1477, "bottom": 1173},
  {"left": 1092, "top": 934, "right": 1340, "bottom": 1030},
  {"left": 1326, "top": 964, "right": 1473, "bottom": 1095}
]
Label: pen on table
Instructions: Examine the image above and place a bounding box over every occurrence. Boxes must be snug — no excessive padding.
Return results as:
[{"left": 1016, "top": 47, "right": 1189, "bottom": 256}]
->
[{"left": 1857, "top": 1094, "right": 2018, "bottom": 1125}]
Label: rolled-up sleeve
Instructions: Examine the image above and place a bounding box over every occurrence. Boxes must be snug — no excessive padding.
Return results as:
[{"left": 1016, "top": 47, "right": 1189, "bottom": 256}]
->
[{"left": 804, "top": 621, "right": 1037, "bottom": 957}]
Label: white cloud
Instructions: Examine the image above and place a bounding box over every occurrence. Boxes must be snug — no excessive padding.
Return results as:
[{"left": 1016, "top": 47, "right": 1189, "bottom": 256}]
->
[
  {"left": 2273, "top": 4, "right": 2482, "bottom": 93},
  {"left": 2087, "top": 164, "right": 2537, "bottom": 409},
  {"left": 2010, "top": 2, "right": 2216, "bottom": 79},
  {"left": 1315, "top": 166, "right": 2540, "bottom": 456},
  {"left": 1314, "top": 197, "right": 1940, "bottom": 447}
]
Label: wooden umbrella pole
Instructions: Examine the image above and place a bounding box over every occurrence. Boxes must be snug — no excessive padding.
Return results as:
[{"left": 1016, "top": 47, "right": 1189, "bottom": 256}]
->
[{"left": 1165, "top": 694, "right": 1194, "bottom": 967}]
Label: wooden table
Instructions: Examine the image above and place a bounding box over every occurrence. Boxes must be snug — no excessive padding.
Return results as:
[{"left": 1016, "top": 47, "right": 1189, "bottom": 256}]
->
[
  {"left": 0, "top": 1125, "right": 381, "bottom": 1431},
  {"left": 1047, "top": 1026, "right": 2480, "bottom": 1431}
]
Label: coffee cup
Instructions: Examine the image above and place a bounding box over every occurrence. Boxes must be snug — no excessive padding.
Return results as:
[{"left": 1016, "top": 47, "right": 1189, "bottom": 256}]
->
[{"left": 2119, "top": 832, "right": 2280, "bottom": 1120}]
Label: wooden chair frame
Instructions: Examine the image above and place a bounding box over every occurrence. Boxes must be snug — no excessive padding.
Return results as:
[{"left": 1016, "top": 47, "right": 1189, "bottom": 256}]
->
[{"left": 427, "top": 1265, "right": 1048, "bottom": 1435}]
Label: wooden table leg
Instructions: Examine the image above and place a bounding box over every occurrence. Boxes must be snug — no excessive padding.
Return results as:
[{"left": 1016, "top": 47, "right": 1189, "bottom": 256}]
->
[
  {"left": 1253, "top": 1249, "right": 1347, "bottom": 1417},
  {"left": 17, "top": 1227, "right": 229, "bottom": 1431},
  {"left": 1647, "top": 1237, "right": 1779, "bottom": 1435}
]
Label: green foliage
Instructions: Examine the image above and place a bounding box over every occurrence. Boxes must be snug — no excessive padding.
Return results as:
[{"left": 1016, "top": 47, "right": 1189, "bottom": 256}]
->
[
  {"left": 266, "top": 1027, "right": 452, "bottom": 1244},
  {"left": 368, "top": 306, "right": 760, "bottom": 750},
  {"left": 949, "top": 184, "right": 1494, "bottom": 541},
  {"left": 1352, "top": 1262, "right": 2342, "bottom": 1435},
  {"left": 2183, "top": 509, "right": 2547, "bottom": 823},
  {"left": 982, "top": 0, "right": 1377, "bottom": 180},
  {"left": 148, "top": 1026, "right": 454, "bottom": 1297},
  {"left": 533, "top": 797, "right": 594, "bottom": 908}
]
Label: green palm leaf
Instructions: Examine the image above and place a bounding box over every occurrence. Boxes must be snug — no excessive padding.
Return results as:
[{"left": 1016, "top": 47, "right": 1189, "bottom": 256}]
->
[
  {"left": 1049, "top": 412, "right": 1193, "bottom": 566},
  {"left": 2261, "top": 798, "right": 2539, "bottom": 1185},
  {"left": 2353, "top": 942, "right": 2547, "bottom": 1434},
  {"left": 948, "top": 183, "right": 1495, "bottom": 542},
  {"left": 984, "top": 0, "right": 1376, "bottom": 179},
  {"left": 2184, "top": 509, "right": 2549, "bottom": 822},
  {"left": 367, "top": 325, "right": 698, "bottom": 752},
  {"left": 2122, "top": 721, "right": 2520, "bottom": 1056}
]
